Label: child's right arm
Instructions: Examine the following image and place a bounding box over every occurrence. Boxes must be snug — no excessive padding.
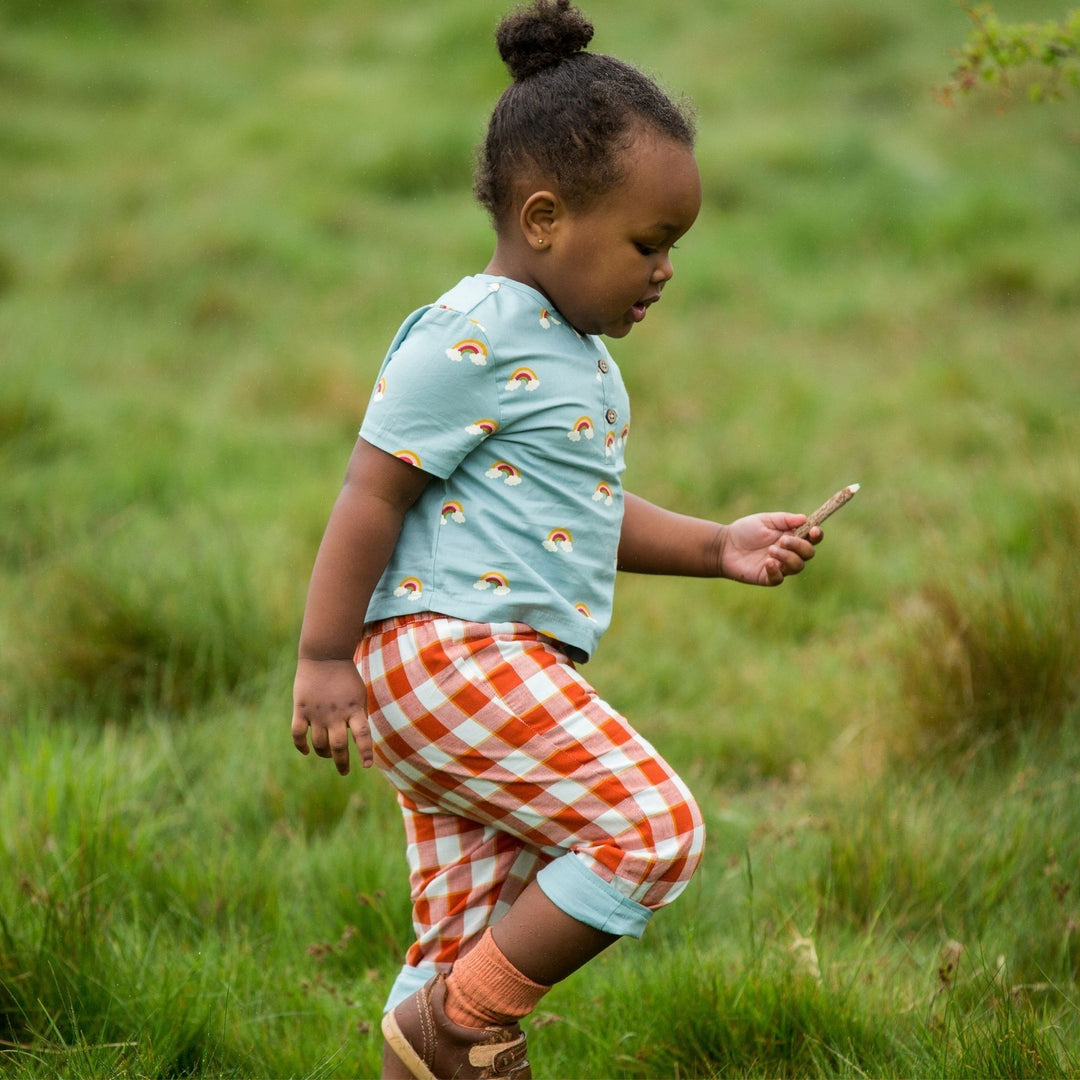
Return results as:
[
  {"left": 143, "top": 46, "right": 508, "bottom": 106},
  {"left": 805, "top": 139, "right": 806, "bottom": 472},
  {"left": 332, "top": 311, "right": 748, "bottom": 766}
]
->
[{"left": 291, "top": 437, "right": 431, "bottom": 776}]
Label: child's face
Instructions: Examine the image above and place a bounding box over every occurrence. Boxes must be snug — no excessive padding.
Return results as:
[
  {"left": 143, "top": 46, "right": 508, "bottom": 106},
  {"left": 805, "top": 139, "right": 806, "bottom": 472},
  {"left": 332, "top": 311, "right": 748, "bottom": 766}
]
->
[{"left": 541, "top": 132, "right": 702, "bottom": 339}]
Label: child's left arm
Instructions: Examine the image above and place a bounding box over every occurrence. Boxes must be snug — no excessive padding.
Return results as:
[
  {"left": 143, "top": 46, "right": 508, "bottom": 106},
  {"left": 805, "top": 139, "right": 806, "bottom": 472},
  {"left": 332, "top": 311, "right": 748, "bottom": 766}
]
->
[{"left": 617, "top": 491, "right": 821, "bottom": 586}]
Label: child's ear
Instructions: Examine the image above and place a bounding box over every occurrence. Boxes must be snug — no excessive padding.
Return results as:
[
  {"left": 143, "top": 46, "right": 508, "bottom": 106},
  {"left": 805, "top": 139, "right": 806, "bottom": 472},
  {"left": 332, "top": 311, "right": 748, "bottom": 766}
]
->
[{"left": 520, "top": 191, "right": 559, "bottom": 251}]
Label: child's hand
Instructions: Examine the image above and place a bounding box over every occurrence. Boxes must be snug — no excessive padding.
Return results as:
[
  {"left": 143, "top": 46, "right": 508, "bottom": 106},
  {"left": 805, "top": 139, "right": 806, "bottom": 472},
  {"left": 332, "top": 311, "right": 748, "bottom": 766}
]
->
[
  {"left": 721, "top": 512, "right": 821, "bottom": 586},
  {"left": 291, "top": 657, "right": 373, "bottom": 775}
]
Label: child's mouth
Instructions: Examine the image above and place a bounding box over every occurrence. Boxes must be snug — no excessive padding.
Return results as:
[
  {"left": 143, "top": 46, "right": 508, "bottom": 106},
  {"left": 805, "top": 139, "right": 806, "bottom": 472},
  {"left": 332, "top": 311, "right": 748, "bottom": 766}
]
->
[{"left": 630, "top": 302, "right": 648, "bottom": 322}]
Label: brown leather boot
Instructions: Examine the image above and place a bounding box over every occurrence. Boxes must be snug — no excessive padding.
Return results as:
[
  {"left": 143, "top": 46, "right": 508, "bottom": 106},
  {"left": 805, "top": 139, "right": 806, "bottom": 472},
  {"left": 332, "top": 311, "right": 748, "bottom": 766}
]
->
[{"left": 381, "top": 974, "right": 532, "bottom": 1079}]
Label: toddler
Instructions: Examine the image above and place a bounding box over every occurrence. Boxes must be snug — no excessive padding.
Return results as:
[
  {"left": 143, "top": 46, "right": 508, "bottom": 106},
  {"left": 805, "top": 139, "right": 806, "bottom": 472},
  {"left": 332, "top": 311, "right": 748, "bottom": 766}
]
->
[{"left": 292, "top": 2, "right": 822, "bottom": 1077}]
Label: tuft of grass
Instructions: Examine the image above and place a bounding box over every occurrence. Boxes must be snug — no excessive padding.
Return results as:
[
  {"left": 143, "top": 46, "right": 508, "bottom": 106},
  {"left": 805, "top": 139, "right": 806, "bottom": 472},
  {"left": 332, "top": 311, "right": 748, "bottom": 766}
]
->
[
  {"left": 0, "top": 910, "right": 253, "bottom": 1079},
  {"left": 0, "top": 795, "right": 257, "bottom": 1078},
  {"left": 0, "top": 710, "right": 409, "bottom": 1078},
  {"left": 624, "top": 960, "right": 913, "bottom": 1078},
  {"left": 893, "top": 506, "right": 1080, "bottom": 762},
  {"left": 819, "top": 727, "right": 1080, "bottom": 992},
  {"left": 921, "top": 958, "right": 1079, "bottom": 1080}
]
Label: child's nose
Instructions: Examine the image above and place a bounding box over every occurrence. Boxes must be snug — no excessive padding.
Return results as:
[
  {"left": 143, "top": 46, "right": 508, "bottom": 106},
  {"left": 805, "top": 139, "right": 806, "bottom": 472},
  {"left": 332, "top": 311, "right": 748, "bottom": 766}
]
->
[{"left": 652, "top": 254, "right": 674, "bottom": 283}]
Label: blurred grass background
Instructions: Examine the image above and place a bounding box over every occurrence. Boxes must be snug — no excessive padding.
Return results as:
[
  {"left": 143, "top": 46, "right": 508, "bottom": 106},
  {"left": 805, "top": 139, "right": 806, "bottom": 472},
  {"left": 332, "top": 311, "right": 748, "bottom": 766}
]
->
[{"left": 1, "top": 0, "right": 1078, "bottom": 1076}]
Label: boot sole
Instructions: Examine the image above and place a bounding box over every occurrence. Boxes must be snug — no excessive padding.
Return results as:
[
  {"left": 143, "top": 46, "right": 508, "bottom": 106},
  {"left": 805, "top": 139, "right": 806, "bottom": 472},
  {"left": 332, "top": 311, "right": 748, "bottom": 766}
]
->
[{"left": 381, "top": 1010, "right": 437, "bottom": 1080}]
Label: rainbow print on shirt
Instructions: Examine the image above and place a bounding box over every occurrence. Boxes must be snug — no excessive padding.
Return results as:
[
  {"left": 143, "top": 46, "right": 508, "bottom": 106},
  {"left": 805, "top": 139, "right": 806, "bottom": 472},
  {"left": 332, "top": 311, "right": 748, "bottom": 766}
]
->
[
  {"left": 473, "top": 571, "right": 511, "bottom": 595},
  {"left": 394, "top": 450, "right": 422, "bottom": 468},
  {"left": 446, "top": 339, "right": 489, "bottom": 365},
  {"left": 592, "top": 482, "right": 614, "bottom": 506},
  {"left": 567, "top": 416, "right": 595, "bottom": 442},
  {"left": 542, "top": 528, "right": 574, "bottom": 553},
  {"left": 538, "top": 308, "right": 561, "bottom": 330},
  {"left": 484, "top": 461, "right": 522, "bottom": 486},
  {"left": 604, "top": 431, "right": 617, "bottom": 457},
  {"left": 575, "top": 602, "right": 594, "bottom": 620},
  {"left": 440, "top": 500, "right": 465, "bottom": 525},
  {"left": 373, "top": 377, "right": 386, "bottom": 401},
  {"left": 465, "top": 418, "right": 499, "bottom": 438},
  {"left": 505, "top": 367, "right": 539, "bottom": 392},
  {"left": 394, "top": 577, "right": 424, "bottom": 600}
]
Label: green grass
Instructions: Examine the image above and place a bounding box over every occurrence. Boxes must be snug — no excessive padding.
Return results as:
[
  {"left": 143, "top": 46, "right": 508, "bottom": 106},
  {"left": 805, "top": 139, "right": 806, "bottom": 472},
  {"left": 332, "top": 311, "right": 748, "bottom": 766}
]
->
[{"left": 2, "top": 0, "right": 1079, "bottom": 1076}]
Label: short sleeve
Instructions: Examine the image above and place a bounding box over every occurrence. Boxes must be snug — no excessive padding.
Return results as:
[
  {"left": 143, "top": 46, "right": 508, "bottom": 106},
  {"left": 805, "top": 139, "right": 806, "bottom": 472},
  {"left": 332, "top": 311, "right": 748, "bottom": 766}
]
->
[{"left": 359, "top": 308, "right": 502, "bottom": 480}]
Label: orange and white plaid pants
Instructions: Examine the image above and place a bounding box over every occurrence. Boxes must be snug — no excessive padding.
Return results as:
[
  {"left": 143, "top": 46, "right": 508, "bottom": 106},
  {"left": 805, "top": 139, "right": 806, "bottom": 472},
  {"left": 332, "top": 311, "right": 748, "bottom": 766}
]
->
[{"left": 359, "top": 613, "right": 705, "bottom": 1009}]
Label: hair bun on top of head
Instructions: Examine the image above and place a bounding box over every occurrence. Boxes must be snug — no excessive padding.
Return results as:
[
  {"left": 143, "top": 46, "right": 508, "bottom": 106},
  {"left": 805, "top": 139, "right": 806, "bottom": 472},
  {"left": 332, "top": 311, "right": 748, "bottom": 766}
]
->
[{"left": 496, "top": 0, "right": 595, "bottom": 81}]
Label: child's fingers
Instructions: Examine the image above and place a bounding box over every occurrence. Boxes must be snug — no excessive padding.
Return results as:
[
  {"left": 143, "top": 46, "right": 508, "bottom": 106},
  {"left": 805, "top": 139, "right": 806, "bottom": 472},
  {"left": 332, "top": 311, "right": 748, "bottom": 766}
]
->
[
  {"left": 768, "top": 534, "right": 816, "bottom": 578},
  {"left": 326, "top": 720, "right": 354, "bottom": 775},
  {"left": 290, "top": 709, "right": 312, "bottom": 755},
  {"left": 292, "top": 708, "right": 360, "bottom": 774},
  {"left": 782, "top": 532, "right": 818, "bottom": 560},
  {"left": 349, "top": 710, "right": 374, "bottom": 769}
]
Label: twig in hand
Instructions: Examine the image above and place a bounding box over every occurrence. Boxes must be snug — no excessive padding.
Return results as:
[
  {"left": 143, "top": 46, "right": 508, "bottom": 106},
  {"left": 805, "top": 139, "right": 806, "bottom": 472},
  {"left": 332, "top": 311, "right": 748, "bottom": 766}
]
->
[{"left": 794, "top": 484, "right": 860, "bottom": 538}]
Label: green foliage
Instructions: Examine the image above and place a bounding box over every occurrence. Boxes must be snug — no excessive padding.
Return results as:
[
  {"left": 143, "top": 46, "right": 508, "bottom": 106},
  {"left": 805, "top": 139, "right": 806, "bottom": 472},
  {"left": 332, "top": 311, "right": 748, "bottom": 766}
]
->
[{"left": 939, "top": 3, "right": 1080, "bottom": 104}]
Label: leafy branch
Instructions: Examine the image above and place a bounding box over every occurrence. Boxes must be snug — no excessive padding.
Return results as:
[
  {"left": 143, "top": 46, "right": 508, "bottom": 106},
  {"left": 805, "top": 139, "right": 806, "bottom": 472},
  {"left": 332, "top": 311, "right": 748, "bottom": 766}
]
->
[{"left": 938, "top": 3, "right": 1080, "bottom": 104}]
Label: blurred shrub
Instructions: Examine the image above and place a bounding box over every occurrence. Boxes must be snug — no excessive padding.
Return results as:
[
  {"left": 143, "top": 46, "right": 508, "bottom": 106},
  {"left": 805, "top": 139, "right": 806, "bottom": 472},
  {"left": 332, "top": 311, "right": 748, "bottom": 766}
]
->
[
  {"left": 2, "top": 0, "right": 169, "bottom": 25},
  {"left": 895, "top": 561, "right": 1079, "bottom": 762},
  {"left": 365, "top": 130, "right": 475, "bottom": 200},
  {"left": 0, "top": 391, "right": 66, "bottom": 466},
  {"left": 886, "top": 484, "right": 1080, "bottom": 763},
  {"left": 0, "top": 247, "right": 16, "bottom": 295},
  {"left": 0, "top": 0, "right": 250, "bottom": 28},
  {"left": 2, "top": 511, "right": 294, "bottom": 722},
  {"left": 782, "top": 1, "right": 906, "bottom": 67},
  {"left": 939, "top": 4, "right": 1080, "bottom": 105}
]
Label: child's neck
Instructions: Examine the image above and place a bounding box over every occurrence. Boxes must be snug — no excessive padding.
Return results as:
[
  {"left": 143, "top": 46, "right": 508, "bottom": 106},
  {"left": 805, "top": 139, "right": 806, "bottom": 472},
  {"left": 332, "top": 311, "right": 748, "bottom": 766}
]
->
[{"left": 484, "top": 238, "right": 542, "bottom": 295}]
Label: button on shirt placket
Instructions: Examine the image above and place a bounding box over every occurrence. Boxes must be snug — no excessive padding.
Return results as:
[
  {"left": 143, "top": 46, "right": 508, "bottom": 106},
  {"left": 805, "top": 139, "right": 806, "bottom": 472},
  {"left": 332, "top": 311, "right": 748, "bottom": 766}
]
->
[
  {"left": 596, "top": 356, "right": 617, "bottom": 428},
  {"left": 589, "top": 345, "right": 627, "bottom": 485}
]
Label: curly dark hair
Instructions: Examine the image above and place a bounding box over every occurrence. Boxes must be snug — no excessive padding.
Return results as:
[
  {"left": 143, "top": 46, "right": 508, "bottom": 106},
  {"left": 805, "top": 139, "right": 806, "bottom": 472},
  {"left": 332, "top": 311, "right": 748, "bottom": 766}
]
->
[{"left": 474, "top": 0, "right": 696, "bottom": 227}]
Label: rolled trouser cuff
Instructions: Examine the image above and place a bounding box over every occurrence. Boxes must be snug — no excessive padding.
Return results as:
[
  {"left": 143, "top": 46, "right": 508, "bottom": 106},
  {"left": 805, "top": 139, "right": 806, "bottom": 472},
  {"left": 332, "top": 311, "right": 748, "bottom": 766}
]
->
[{"left": 536, "top": 852, "right": 653, "bottom": 938}]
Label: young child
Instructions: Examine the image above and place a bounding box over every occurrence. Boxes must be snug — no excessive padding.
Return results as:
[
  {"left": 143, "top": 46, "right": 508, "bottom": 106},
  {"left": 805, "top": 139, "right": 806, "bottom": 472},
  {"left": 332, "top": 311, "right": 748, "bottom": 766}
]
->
[{"left": 292, "top": 2, "right": 822, "bottom": 1076}]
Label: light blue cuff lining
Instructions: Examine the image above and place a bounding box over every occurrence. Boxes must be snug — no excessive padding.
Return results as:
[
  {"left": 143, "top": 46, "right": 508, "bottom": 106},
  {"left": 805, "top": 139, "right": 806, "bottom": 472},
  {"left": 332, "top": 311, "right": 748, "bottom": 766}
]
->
[
  {"left": 384, "top": 961, "right": 440, "bottom": 1013},
  {"left": 536, "top": 852, "right": 652, "bottom": 938}
]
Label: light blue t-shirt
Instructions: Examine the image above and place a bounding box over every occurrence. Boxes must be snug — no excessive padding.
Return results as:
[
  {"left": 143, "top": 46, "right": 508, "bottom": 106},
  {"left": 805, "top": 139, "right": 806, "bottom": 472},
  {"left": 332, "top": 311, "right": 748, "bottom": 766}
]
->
[{"left": 359, "top": 274, "right": 631, "bottom": 659}]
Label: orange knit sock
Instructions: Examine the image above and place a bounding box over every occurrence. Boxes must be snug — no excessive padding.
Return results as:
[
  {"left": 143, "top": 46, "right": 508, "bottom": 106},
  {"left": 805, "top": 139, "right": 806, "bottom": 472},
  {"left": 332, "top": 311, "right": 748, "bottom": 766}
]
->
[{"left": 444, "top": 929, "right": 552, "bottom": 1028}]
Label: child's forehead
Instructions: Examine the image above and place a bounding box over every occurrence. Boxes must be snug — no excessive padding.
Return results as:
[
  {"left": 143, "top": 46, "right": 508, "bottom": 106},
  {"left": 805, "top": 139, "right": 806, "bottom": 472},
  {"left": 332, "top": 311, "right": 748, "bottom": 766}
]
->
[
  {"left": 622, "top": 128, "right": 698, "bottom": 168},
  {"left": 610, "top": 136, "right": 701, "bottom": 213}
]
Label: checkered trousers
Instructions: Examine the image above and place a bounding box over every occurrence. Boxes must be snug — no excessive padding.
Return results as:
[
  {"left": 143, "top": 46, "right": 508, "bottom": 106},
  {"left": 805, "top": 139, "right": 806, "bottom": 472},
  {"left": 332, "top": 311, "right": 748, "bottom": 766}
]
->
[{"left": 358, "top": 613, "right": 705, "bottom": 973}]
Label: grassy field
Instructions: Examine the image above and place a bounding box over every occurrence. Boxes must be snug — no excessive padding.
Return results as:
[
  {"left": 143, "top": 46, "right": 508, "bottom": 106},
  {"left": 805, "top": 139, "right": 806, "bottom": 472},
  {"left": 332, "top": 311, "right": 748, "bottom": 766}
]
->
[{"left": 2, "top": 0, "right": 1079, "bottom": 1076}]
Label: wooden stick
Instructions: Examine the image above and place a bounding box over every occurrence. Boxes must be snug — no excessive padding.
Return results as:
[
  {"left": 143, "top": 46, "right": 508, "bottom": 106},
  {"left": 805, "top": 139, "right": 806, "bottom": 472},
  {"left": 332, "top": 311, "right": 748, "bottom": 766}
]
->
[{"left": 794, "top": 483, "right": 860, "bottom": 538}]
